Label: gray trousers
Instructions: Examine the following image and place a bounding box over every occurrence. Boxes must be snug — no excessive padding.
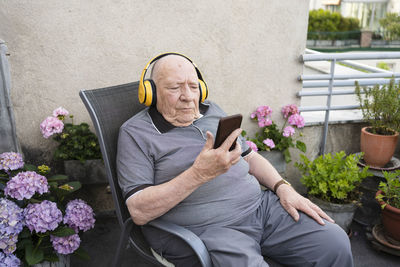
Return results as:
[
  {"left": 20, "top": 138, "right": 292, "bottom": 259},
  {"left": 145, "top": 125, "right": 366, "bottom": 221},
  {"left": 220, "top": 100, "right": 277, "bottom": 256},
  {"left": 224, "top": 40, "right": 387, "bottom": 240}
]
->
[{"left": 143, "top": 190, "right": 354, "bottom": 267}]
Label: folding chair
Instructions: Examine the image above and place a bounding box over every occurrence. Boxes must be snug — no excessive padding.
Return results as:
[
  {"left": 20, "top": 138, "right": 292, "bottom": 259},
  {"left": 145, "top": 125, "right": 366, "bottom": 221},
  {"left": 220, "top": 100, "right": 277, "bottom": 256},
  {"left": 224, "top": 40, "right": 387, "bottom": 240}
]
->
[{"left": 80, "top": 82, "right": 212, "bottom": 267}]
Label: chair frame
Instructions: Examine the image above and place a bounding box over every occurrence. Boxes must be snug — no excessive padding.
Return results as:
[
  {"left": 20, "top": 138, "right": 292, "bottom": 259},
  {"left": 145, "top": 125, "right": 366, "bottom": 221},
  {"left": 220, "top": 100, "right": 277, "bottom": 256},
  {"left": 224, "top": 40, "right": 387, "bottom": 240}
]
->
[{"left": 80, "top": 82, "right": 212, "bottom": 267}]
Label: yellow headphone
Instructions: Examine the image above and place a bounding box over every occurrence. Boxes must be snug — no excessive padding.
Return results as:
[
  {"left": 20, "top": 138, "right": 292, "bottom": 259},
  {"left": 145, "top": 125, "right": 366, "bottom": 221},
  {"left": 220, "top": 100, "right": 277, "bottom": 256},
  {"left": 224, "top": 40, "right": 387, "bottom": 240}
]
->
[{"left": 138, "top": 52, "right": 209, "bottom": 106}]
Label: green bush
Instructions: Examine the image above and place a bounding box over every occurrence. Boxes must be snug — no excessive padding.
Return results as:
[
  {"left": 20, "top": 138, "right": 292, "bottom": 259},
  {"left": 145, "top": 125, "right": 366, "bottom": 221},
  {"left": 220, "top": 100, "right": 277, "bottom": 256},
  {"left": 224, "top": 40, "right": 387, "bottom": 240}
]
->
[
  {"left": 308, "top": 9, "right": 360, "bottom": 40},
  {"left": 379, "top": 13, "right": 400, "bottom": 41},
  {"left": 376, "top": 170, "right": 400, "bottom": 209},
  {"left": 53, "top": 122, "right": 102, "bottom": 162},
  {"left": 295, "top": 151, "right": 372, "bottom": 204},
  {"left": 355, "top": 78, "right": 400, "bottom": 135}
]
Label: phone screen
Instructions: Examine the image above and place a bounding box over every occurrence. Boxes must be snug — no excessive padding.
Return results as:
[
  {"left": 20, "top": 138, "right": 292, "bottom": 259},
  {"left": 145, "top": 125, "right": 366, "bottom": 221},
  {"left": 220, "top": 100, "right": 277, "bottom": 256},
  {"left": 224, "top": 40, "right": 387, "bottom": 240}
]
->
[{"left": 214, "top": 114, "right": 243, "bottom": 151}]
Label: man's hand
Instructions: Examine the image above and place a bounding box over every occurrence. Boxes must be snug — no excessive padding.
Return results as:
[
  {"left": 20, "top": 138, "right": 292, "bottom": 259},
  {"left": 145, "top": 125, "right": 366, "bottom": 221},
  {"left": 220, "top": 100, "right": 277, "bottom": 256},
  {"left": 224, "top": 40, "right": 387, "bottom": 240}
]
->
[
  {"left": 276, "top": 184, "right": 335, "bottom": 225},
  {"left": 191, "top": 128, "right": 242, "bottom": 183}
]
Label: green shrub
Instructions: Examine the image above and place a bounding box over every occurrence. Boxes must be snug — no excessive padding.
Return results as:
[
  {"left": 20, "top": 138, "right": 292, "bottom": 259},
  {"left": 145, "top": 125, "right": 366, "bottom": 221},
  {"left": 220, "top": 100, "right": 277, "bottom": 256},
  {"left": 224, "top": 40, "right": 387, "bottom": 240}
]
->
[
  {"left": 379, "top": 13, "right": 400, "bottom": 41},
  {"left": 295, "top": 151, "right": 372, "bottom": 204},
  {"left": 376, "top": 170, "right": 400, "bottom": 209},
  {"left": 355, "top": 78, "right": 400, "bottom": 135},
  {"left": 308, "top": 9, "right": 360, "bottom": 40}
]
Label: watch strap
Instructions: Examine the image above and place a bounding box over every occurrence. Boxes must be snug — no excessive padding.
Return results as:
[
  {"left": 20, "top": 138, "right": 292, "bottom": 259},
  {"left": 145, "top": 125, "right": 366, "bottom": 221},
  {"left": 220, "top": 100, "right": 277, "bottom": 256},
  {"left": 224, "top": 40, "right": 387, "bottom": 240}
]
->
[{"left": 273, "top": 179, "right": 290, "bottom": 193}]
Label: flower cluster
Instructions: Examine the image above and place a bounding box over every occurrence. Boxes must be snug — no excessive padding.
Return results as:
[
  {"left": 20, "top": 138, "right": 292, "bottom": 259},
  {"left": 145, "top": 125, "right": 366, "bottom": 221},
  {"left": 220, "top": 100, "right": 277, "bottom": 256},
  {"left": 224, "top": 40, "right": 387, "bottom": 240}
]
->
[
  {"left": 5, "top": 171, "right": 49, "bottom": 200},
  {"left": 24, "top": 200, "right": 63, "bottom": 233},
  {"left": 0, "top": 152, "right": 24, "bottom": 172},
  {"left": 0, "top": 152, "right": 95, "bottom": 266},
  {"left": 50, "top": 234, "right": 81, "bottom": 255},
  {"left": 246, "top": 104, "right": 307, "bottom": 163},
  {"left": 63, "top": 199, "right": 95, "bottom": 232},
  {"left": 40, "top": 107, "right": 102, "bottom": 162},
  {"left": 0, "top": 198, "right": 24, "bottom": 256}
]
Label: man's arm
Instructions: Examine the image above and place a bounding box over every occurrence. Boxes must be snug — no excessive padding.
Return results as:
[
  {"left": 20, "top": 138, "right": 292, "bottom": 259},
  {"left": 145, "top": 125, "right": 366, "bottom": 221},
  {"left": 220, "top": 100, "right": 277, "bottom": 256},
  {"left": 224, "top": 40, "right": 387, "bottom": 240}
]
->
[
  {"left": 244, "top": 152, "right": 334, "bottom": 225},
  {"left": 126, "top": 129, "right": 243, "bottom": 225}
]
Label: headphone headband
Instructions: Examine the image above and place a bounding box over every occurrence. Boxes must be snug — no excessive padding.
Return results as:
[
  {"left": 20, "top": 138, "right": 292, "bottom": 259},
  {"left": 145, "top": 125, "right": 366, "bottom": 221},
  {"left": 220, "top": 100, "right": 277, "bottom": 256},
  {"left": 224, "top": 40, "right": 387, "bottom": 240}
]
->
[{"left": 138, "top": 52, "right": 208, "bottom": 106}]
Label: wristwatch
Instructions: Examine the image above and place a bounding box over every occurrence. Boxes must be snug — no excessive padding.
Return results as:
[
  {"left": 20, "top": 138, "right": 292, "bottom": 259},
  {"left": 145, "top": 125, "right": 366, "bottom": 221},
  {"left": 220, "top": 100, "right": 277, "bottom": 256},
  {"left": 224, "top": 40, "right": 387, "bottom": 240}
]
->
[{"left": 273, "top": 179, "right": 291, "bottom": 193}]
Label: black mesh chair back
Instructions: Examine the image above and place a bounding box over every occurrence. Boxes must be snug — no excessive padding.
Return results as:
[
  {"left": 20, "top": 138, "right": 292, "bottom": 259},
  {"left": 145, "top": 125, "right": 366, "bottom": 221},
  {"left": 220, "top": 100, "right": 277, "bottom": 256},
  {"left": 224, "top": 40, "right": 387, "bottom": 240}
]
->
[{"left": 80, "top": 82, "right": 164, "bottom": 266}]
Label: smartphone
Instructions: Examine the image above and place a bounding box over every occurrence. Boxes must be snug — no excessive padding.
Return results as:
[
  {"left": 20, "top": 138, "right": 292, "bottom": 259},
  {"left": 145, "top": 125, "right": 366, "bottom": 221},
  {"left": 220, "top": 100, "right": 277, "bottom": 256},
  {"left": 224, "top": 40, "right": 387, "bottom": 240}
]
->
[{"left": 214, "top": 114, "right": 243, "bottom": 151}]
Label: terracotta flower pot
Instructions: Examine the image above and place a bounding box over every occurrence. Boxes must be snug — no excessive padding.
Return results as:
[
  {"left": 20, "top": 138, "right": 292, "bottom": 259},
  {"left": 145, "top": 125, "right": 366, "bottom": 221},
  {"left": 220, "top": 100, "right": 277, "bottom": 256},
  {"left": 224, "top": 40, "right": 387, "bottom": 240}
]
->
[
  {"left": 360, "top": 127, "right": 399, "bottom": 168},
  {"left": 376, "top": 190, "right": 400, "bottom": 242}
]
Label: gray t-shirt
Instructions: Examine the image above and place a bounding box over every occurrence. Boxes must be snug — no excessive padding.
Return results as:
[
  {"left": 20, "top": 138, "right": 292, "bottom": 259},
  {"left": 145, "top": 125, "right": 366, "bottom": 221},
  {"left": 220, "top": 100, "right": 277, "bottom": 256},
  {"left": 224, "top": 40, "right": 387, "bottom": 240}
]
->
[{"left": 117, "top": 101, "right": 262, "bottom": 228}]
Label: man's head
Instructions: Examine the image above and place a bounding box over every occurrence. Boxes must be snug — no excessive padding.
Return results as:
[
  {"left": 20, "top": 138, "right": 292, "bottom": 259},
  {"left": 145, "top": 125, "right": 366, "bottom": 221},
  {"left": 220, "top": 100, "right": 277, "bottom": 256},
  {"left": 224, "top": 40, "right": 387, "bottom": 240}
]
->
[{"left": 151, "top": 55, "right": 201, "bottom": 127}]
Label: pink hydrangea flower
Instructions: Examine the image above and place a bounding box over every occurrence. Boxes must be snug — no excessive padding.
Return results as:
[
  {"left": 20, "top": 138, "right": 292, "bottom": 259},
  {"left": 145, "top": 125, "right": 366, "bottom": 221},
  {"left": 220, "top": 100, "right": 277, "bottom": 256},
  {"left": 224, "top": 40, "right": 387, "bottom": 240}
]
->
[
  {"left": 50, "top": 234, "right": 81, "bottom": 255},
  {"left": 0, "top": 152, "right": 24, "bottom": 171},
  {"left": 40, "top": 116, "right": 64, "bottom": 138},
  {"left": 52, "top": 107, "right": 69, "bottom": 119},
  {"left": 288, "top": 114, "right": 305, "bottom": 128},
  {"left": 63, "top": 199, "right": 95, "bottom": 232},
  {"left": 283, "top": 126, "right": 295, "bottom": 137},
  {"left": 246, "top": 141, "right": 258, "bottom": 152},
  {"left": 281, "top": 104, "right": 299, "bottom": 118},
  {"left": 263, "top": 138, "right": 275, "bottom": 149},
  {"left": 5, "top": 171, "right": 49, "bottom": 200}
]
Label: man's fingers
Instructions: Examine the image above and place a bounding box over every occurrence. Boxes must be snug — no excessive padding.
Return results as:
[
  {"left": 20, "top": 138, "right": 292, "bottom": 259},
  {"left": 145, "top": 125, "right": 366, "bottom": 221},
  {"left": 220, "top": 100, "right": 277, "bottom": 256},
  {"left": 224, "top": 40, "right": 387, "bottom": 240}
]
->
[
  {"left": 285, "top": 206, "right": 300, "bottom": 222},
  {"left": 203, "top": 131, "right": 214, "bottom": 150},
  {"left": 302, "top": 205, "right": 325, "bottom": 225},
  {"left": 220, "top": 128, "right": 242, "bottom": 151}
]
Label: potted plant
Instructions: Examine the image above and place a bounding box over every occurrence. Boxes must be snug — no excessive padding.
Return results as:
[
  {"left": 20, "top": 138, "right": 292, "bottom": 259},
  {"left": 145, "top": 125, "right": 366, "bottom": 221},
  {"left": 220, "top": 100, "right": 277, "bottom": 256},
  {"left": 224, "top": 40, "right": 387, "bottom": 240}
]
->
[
  {"left": 355, "top": 78, "right": 400, "bottom": 167},
  {"left": 244, "top": 104, "right": 307, "bottom": 174},
  {"left": 40, "top": 107, "right": 106, "bottom": 184},
  {"left": 295, "top": 151, "right": 372, "bottom": 233},
  {"left": 0, "top": 151, "right": 95, "bottom": 266},
  {"left": 375, "top": 170, "right": 400, "bottom": 241}
]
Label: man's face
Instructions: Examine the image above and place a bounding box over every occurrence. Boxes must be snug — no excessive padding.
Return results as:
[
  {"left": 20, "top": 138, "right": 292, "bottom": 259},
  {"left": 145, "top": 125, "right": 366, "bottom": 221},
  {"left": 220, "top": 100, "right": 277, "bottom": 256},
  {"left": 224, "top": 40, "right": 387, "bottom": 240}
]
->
[{"left": 154, "top": 56, "right": 200, "bottom": 127}]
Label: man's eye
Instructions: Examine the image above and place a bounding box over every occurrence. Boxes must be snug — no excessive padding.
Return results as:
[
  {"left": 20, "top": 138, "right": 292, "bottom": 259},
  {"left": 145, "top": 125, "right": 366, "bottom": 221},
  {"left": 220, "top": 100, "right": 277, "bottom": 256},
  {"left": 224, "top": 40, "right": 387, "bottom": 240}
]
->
[{"left": 168, "top": 87, "right": 179, "bottom": 90}]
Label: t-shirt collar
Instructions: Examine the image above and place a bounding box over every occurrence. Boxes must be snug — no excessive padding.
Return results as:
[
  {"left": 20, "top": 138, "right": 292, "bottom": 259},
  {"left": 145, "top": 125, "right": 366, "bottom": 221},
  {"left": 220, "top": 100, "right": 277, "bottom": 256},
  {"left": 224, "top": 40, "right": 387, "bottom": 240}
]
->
[{"left": 149, "top": 102, "right": 210, "bottom": 134}]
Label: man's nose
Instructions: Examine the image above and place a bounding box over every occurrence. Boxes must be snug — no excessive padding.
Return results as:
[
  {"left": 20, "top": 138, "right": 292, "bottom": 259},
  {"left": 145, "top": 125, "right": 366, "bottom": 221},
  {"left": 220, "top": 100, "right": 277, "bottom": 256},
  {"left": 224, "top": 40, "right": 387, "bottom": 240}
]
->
[{"left": 180, "top": 84, "right": 196, "bottom": 101}]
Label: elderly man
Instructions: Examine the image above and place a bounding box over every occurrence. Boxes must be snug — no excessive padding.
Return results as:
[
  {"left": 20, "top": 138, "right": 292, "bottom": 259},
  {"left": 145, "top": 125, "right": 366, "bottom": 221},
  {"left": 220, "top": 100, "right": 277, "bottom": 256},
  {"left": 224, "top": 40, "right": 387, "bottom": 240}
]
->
[{"left": 117, "top": 53, "right": 353, "bottom": 267}]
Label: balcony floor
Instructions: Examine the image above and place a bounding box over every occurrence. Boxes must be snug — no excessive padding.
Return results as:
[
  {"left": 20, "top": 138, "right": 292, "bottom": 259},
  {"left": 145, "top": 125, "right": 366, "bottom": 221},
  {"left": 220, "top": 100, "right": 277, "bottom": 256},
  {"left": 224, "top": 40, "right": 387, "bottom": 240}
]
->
[{"left": 71, "top": 214, "right": 400, "bottom": 267}]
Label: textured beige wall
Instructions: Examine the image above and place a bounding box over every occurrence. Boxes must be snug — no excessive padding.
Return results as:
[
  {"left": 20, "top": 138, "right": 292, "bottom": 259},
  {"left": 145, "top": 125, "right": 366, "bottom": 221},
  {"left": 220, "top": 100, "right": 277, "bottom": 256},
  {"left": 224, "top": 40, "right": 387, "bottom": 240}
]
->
[{"left": 0, "top": 0, "right": 309, "bottom": 160}]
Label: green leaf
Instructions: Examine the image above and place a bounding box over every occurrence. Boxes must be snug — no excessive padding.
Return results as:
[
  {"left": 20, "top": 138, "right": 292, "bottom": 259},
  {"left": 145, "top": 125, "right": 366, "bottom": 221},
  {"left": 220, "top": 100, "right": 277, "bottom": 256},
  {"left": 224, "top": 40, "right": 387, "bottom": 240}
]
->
[
  {"left": 23, "top": 164, "right": 37, "bottom": 171},
  {"left": 25, "top": 243, "right": 44, "bottom": 265},
  {"left": 47, "top": 174, "right": 69, "bottom": 182},
  {"left": 296, "top": 141, "right": 307, "bottom": 153},
  {"left": 51, "top": 226, "right": 76, "bottom": 237},
  {"left": 43, "top": 253, "right": 59, "bottom": 262},
  {"left": 74, "top": 247, "right": 91, "bottom": 261}
]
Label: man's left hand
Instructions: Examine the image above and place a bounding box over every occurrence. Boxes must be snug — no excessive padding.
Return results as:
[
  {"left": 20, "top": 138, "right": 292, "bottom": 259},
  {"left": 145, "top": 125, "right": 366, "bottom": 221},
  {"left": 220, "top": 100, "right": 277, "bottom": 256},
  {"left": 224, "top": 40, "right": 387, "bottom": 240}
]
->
[{"left": 276, "top": 184, "right": 334, "bottom": 225}]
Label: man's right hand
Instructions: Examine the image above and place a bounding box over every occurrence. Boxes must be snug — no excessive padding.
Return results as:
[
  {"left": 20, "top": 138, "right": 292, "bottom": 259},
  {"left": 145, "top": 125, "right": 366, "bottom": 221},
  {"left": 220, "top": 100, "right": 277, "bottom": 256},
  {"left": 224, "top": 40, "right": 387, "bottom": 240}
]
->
[{"left": 191, "top": 128, "right": 243, "bottom": 183}]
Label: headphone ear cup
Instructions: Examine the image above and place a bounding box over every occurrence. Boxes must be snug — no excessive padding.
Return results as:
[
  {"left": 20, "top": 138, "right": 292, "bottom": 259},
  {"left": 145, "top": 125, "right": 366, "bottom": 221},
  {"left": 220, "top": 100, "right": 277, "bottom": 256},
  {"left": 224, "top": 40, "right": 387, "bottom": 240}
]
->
[
  {"left": 198, "top": 80, "right": 208, "bottom": 103},
  {"left": 143, "top": 79, "right": 157, "bottom": 106}
]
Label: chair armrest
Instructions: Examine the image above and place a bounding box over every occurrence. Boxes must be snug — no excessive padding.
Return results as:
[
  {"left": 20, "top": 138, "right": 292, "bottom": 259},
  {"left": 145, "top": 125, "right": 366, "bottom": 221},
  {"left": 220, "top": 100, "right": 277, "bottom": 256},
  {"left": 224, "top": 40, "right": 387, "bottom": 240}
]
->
[{"left": 148, "top": 219, "right": 212, "bottom": 267}]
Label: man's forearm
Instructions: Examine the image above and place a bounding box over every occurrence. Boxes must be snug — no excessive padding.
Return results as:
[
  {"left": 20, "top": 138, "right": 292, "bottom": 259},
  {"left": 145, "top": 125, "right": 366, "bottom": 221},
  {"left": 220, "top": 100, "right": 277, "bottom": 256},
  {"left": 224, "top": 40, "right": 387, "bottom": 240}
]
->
[
  {"left": 126, "top": 167, "right": 204, "bottom": 225},
  {"left": 246, "top": 152, "right": 283, "bottom": 190}
]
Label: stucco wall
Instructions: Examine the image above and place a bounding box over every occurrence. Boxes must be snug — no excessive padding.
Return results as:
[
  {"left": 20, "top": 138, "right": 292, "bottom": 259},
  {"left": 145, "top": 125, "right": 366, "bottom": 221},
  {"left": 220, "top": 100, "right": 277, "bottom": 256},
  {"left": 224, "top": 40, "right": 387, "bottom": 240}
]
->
[{"left": 0, "top": 0, "right": 309, "bottom": 161}]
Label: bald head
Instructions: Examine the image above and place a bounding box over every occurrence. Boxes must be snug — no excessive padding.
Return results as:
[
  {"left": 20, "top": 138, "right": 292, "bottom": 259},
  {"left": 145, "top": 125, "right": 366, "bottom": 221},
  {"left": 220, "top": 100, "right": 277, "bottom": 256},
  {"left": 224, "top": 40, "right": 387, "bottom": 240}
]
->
[{"left": 150, "top": 54, "right": 201, "bottom": 127}]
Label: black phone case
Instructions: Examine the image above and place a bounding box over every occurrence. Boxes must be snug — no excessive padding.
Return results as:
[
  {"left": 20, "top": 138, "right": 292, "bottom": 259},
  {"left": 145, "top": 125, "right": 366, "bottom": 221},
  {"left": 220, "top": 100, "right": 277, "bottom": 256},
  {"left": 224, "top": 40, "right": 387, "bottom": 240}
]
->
[{"left": 214, "top": 114, "right": 243, "bottom": 151}]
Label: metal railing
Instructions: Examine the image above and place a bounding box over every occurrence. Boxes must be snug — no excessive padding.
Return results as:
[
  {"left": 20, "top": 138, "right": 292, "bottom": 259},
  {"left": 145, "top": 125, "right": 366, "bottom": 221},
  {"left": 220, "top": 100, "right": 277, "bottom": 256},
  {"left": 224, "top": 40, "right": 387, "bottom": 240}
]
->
[{"left": 298, "top": 48, "right": 400, "bottom": 155}]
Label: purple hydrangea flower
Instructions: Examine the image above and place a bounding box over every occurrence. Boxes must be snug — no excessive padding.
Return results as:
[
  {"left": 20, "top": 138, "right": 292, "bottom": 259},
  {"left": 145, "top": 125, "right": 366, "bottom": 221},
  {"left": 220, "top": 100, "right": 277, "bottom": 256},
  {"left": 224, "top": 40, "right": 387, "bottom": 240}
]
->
[
  {"left": 50, "top": 234, "right": 81, "bottom": 255},
  {"left": 0, "top": 251, "right": 21, "bottom": 267},
  {"left": 0, "top": 198, "right": 24, "bottom": 236},
  {"left": 263, "top": 138, "right": 275, "bottom": 149},
  {"left": 288, "top": 113, "right": 305, "bottom": 128},
  {"left": 63, "top": 199, "right": 95, "bottom": 232},
  {"left": 40, "top": 116, "right": 64, "bottom": 139},
  {"left": 246, "top": 141, "right": 258, "bottom": 152},
  {"left": 283, "top": 126, "right": 295, "bottom": 137},
  {"left": 0, "top": 152, "right": 24, "bottom": 171},
  {"left": 24, "top": 200, "right": 62, "bottom": 233},
  {"left": 281, "top": 104, "right": 299, "bottom": 118},
  {"left": 0, "top": 234, "right": 18, "bottom": 255},
  {"left": 5, "top": 171, "right": 49, "bottom": 200},
  {"left": 52, "top": 107, "right": 69, "bottom": 119}
]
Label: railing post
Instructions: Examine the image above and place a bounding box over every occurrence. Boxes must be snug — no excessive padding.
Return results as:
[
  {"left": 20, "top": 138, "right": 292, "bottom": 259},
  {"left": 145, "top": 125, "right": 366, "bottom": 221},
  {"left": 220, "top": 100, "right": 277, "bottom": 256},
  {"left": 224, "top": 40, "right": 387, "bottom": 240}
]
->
[{"left": 320, "top": 59, "right": 336, "bottom": 155}]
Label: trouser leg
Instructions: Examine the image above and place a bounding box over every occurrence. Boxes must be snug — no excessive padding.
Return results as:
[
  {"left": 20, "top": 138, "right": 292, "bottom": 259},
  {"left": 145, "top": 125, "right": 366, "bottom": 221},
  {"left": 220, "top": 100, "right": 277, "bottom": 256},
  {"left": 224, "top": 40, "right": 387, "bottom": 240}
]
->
[
  {"left": 260, "top": 191, "right": 354, "bottom": 267},
  {"left": 142, "top": 225, "right": 201, "bottom": 267}
]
